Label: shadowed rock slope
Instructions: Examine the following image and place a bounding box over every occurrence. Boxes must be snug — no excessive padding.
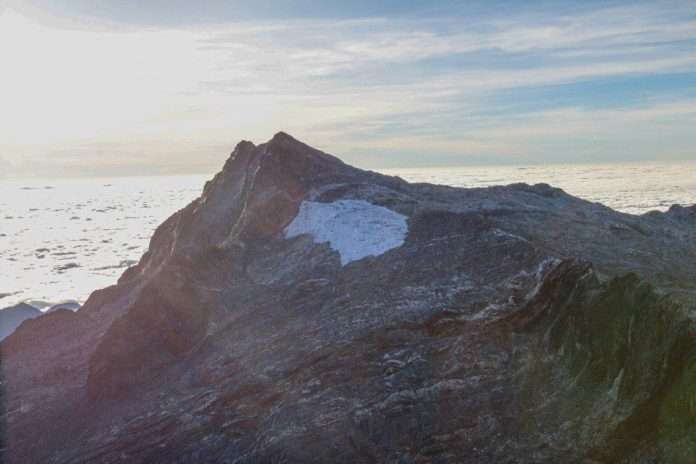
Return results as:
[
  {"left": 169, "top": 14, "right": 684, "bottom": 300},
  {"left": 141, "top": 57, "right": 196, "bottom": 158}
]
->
[
  {"left": 2, "top": 132, "right": 696, "bottom": 463},
  {"left": 0, "top": 304, "right": 41, "bottom": 342}
]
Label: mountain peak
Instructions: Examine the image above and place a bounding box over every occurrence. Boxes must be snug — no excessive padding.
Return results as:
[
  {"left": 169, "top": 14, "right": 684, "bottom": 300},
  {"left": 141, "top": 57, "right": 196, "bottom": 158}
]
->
[
  {"left": 263, "top": 131, "right": 343, "bottom": 167},
  {"left": 270, "top": 130, "right": 295, "bottom": 143},
  {"left": 222, "top": 132, "right": 342, "bottom": 180},
  {"left": 7, "top": 135, "right": 696, "bottom": 463}
]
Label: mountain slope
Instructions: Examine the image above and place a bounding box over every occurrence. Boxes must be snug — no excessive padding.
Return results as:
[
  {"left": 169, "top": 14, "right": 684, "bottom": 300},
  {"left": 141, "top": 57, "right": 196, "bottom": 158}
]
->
[
  {"left": 0, "top": 304, "right": 40, "bottom": 342},
  {"left": 2, "top": 132, "right": 696, "bottom": 463}
]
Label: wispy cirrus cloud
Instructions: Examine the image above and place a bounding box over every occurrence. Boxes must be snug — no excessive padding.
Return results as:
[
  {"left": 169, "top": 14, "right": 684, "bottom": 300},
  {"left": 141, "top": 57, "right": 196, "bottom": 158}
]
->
[{"left": 1, "top": 1, "right": 695, "bottom": 176}]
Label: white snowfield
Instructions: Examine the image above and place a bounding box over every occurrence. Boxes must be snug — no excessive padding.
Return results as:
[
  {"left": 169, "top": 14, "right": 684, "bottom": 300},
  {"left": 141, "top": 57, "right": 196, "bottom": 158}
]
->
[{"left": 284, "top": 200, "right": 408, "bottom": 265}]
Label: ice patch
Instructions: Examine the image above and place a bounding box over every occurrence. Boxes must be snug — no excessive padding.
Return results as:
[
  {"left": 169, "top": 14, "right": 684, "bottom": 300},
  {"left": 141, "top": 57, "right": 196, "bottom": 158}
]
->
[{"left": 284, "top": 200, "right": 408, "bottom": 265}]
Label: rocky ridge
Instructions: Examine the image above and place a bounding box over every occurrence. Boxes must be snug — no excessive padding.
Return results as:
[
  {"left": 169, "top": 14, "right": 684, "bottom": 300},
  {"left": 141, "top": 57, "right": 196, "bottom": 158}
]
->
[
  {"left": 2, "top": 132, "right": 696, "bottom": 463},
  {"left": 0, "top": 304, "right": 41, "bottom": 342}
]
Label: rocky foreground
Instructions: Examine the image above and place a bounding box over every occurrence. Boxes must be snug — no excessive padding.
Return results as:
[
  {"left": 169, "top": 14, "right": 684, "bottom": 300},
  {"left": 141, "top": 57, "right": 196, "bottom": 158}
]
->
[{"left": 2, "top": 133, "right": 696, "bottom": 463}]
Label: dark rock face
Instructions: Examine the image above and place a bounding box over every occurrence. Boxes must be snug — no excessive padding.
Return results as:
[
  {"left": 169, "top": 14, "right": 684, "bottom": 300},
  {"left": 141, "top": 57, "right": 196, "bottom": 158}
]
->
[{"left": 2, "top": 132, "right": 696, "bottom": 463}]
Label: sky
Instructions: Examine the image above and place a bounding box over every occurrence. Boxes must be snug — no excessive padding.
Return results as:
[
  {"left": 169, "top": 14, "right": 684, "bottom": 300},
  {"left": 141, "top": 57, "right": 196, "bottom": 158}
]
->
[{"left": 1, "top": 0, "right": 695, "bottom": 177}]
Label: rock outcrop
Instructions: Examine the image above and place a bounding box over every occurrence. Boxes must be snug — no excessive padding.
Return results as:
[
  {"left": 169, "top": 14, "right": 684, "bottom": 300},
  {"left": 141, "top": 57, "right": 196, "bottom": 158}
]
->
[
  {"left": 2, "top": 132, "right": 696, "bottom": 463},
  {"left": 0, "top": 303, "right": 41, "bottom": 342}
]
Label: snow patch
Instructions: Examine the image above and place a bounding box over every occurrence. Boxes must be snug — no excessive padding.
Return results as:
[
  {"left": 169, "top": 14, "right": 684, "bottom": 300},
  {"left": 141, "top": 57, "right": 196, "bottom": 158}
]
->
[{"left": 284, "top": 200, "right": 408, "bottom": 265}]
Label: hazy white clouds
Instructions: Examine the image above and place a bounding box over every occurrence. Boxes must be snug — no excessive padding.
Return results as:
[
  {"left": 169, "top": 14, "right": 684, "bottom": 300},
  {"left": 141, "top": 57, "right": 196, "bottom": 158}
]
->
[{"left": 1, "top": 2, "right": 695, "bottom": 176}]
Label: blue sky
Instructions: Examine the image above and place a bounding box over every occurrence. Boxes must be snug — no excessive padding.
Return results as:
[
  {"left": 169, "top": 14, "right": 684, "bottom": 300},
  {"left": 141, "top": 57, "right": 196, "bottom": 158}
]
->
[{"left": 1, "top": 0, "right": 695, "bottom": 176}]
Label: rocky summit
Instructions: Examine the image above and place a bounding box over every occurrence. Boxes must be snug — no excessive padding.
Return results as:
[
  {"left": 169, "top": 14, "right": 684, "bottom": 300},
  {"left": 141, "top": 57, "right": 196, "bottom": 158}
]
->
[{"left": 2, "top": 132, "right": 696, "bottom": 463}]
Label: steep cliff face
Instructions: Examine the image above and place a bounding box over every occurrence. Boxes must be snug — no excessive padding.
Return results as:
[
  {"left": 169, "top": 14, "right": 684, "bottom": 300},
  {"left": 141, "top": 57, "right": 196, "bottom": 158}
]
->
[
  {"left": 2, "top": 133, "right": 696, "bottom": 463},
  {"left": 501, "top": 261, "right": 696, "bottom": 462}
]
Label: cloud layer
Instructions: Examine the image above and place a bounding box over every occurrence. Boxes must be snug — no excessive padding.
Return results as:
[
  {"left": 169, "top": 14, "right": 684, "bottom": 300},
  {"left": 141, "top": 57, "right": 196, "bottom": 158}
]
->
[{"left": 1, "top": 1, "right": 695, "bottom": 176}]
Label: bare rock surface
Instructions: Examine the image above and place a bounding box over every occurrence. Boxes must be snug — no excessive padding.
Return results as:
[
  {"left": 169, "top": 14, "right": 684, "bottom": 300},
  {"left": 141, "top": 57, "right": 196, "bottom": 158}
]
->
[{"left": 2, "top": 132, "right": 696, "bottom": 463}]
